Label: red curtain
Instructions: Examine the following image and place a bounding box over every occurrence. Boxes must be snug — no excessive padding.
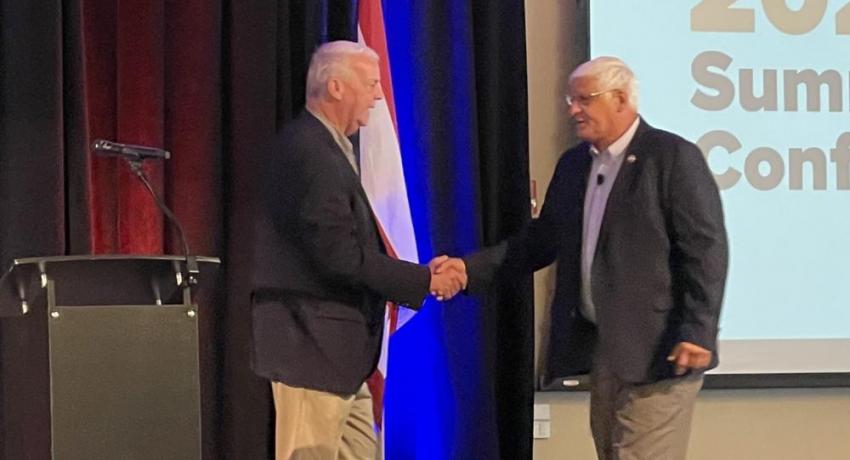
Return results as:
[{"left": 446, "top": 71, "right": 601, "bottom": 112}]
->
[
  {"left": 83, "top": 3, "right": 228, "bottom": 456},
  {"left": 82, "top": 0, "right": 222, "bottom": 256}
]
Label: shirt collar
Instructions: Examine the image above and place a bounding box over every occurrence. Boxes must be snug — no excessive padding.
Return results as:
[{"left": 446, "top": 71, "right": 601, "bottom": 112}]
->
[{"left": 306, "top": 106, "right": 354, "bottom": 155}]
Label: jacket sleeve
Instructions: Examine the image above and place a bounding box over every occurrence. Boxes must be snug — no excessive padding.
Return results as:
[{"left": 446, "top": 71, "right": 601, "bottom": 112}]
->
[
  {"left": 463, "top": 152, "right": 574, "bottom": 295},
  {"left": 667, "top": 140, "right": 729, "bottom": 350},
  {"left": 288, "top": 142, "right": 431, "bottom": 308}
]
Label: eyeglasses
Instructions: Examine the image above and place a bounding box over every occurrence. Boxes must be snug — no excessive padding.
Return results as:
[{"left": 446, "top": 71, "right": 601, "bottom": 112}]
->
[{"left": 564, "top": 89, "right": 618, "bottom": 107}]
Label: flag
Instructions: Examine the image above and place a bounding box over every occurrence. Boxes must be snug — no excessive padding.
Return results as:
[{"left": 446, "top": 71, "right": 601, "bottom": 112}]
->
[{"left": 357, "top": 0, "right": 420, "bottom": 433}]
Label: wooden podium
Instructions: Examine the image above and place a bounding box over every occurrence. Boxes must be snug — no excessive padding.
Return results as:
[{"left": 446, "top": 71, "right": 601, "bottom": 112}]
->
[{"left": 0, "top": 255, "right": 219, "bottom": 460}]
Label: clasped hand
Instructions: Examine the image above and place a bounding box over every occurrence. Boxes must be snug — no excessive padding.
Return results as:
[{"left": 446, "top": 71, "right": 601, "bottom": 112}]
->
[{"left": 427, "top": 255, "right": 467, "bottom": 301}]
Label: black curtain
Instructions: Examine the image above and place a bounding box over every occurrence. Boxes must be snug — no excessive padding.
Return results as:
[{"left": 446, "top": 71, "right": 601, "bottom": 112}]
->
[
  {"left": 220, "top": 1, "right": 357, "bottom": 457},
  {"left": 0, "top": 1, "right": 79, "bottom": 457},
  {"left": 471, "top": 3, "right": 534, "bottom": 458}
]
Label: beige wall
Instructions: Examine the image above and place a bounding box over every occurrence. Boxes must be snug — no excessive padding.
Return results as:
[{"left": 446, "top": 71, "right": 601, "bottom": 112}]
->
[{"left": 524, "top": 1, "right": 850, "bottom": 459}]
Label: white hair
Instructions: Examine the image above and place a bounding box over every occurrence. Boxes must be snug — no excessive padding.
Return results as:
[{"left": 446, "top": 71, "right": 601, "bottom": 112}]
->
[
  {"left": 305, "top": 41, "right": 379, "bottom": 99},
  {"left": 570, "top": 56, "right": 639, "bottom": 109}
]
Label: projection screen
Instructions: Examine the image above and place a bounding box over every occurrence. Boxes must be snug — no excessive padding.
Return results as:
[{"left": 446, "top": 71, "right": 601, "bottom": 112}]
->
[{"left": 589, "top": 0, "right": 850, "bottom": 384}]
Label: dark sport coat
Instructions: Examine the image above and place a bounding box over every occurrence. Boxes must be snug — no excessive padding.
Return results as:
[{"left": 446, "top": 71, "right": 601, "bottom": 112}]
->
[
  {"left": 466, "top": 119, "right": 728, "bottom": 383},
  {"left": 251, "top": 112, "right": 430, "bottom": 395}
]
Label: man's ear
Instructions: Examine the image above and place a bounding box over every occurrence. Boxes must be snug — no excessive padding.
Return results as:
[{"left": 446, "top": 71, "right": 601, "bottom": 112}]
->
[
  {"left": 614, "top": 89, "right": 629, "bottom": 111},
  {"left": 327, "top": 78, "right": 344, "bottom": 101}
]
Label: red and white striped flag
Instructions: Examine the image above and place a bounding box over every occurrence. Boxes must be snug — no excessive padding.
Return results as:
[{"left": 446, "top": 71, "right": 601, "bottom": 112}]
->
[{"left": 358, "top": 0, "right": 419, "bottom": 435}]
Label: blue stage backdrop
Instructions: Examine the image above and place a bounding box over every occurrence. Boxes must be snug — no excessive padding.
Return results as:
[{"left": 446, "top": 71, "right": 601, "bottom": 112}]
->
[{"left": 379, "top": 1, "right": 533, "bottom": 458}]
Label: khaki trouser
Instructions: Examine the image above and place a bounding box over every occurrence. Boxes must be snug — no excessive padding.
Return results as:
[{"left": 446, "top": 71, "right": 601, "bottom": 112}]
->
[
  {"left": 272, "top": 382, "right": 377, "bottom": 460},
  {"left": 590, "top": 360, "right": 704, "bottom": 460}
]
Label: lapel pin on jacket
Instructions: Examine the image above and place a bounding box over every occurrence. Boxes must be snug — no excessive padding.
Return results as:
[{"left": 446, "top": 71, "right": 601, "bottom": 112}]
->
[{"left": 626, "top": 154, "right": 637, "bottom": 163}]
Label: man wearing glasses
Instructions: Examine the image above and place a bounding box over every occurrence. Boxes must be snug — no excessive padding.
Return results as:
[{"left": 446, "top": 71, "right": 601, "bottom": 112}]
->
[{"left": 443, "top": 56, "right": 728, "bottom": 459}]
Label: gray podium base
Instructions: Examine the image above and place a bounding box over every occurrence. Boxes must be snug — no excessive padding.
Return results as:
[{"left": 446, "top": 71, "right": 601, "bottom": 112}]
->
[{"left": 48, "top": 305, "right": 200, "bottom": 460}]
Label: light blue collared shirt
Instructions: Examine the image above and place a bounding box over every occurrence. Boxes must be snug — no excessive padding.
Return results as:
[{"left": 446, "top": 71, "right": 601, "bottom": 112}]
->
[{"left": 580, "top": 116, "right": 641, "bottom": 323}]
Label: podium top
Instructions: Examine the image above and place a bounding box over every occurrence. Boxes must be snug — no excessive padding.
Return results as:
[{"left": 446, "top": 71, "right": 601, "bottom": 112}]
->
[{"left": 0, "top": 255, "right": 220, "bottom": 316}]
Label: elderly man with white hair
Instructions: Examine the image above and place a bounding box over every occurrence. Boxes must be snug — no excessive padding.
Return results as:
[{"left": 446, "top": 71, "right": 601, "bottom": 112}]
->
[
  {"left": 250, "top": 40, "right": 466, "bottom": 460},
  {"left": 443, "top": 56, "right": 728, "bottom": 459}
]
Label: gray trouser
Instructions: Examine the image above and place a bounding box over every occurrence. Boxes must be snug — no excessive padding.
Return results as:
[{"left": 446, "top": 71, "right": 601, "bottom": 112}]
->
[{"left": 590, "top": 361, "right": 704, "bottom": 460}]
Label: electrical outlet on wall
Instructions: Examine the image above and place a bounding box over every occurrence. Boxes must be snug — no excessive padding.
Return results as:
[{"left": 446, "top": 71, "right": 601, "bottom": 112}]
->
[{"left": 533, "top": 404, "right": 551, "bottom": 439}]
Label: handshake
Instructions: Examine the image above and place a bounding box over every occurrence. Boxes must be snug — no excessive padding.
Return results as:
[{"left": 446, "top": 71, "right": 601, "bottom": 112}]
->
[{"left": 427, "top": 255, "right": 467, "bottom": 301}]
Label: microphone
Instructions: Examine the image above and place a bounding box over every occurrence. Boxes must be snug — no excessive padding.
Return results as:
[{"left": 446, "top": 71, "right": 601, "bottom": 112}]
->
[
  {"left": 90, "top": 139, "right": 197, "bottom": 286},
  {"left": 92, "top": 139, "right": 170, "bottom": 161},
  {"left": 597, "top": 173, "right": 605, "bottom": 185}
]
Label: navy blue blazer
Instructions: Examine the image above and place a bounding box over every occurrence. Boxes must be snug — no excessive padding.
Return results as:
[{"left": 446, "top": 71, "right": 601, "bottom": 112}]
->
[
  {"left": 250, "top": 112, "right": 430, "bottom": 395},
  {"left": 466, "top": 119, "right": 728, "bottom": 384}
]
